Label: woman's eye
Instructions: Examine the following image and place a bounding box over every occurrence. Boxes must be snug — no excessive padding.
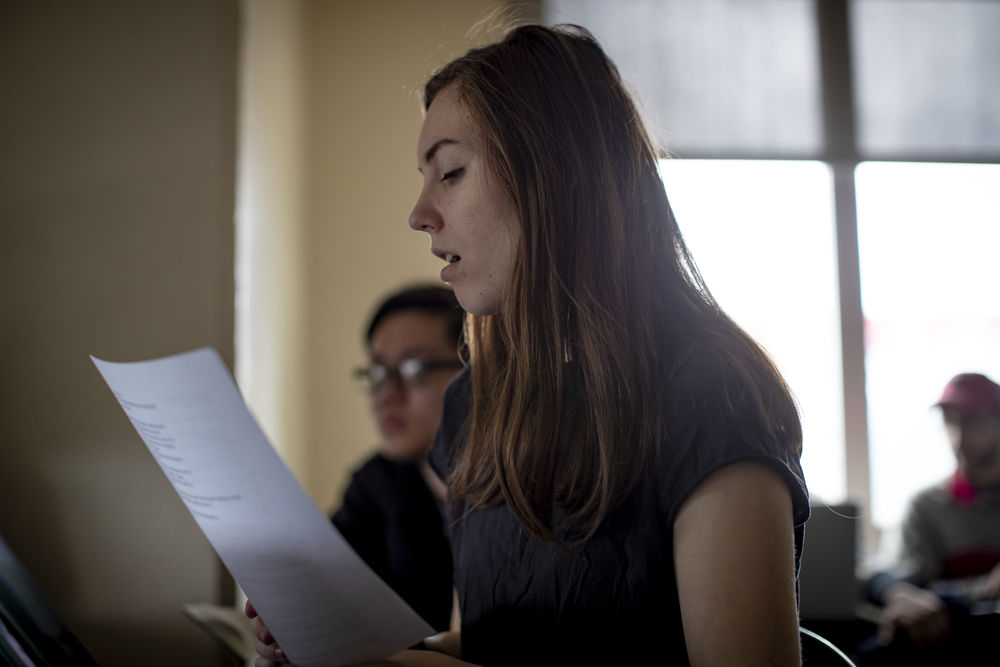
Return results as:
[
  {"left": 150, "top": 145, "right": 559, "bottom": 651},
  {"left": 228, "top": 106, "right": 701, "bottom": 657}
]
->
[{"left": 441, "top": 167, "right": 464, "bottom": 183}]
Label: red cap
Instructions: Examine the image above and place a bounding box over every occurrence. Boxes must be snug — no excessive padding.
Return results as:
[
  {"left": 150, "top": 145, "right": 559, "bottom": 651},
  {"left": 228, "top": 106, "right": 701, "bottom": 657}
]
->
[{"left": 936, "top": 373, "right": 1000, "bottom": 417}]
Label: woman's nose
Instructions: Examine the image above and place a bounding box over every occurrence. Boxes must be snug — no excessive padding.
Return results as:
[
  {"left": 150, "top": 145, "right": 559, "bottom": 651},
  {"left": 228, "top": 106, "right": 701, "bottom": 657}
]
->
[{"left": 409, "top": 190, "right": 440, "bottom": 232}]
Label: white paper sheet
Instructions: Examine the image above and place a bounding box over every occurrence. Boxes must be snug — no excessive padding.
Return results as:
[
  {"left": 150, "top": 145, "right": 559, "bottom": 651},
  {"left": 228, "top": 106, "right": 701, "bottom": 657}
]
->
[{"left": 92, "top": 347, "right": 434, "bottom": 667}]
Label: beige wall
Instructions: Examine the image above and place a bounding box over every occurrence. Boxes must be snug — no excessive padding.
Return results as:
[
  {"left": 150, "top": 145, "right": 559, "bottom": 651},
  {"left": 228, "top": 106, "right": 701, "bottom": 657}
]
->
[
  {"left": 303, "top": 1, "right": 492, "bottom": 512},
  {"left": 0, "top": 2, "right": 237, "bottom": 665},
  {"left": 238, "top": 0, "right": 311, "bottom": 486},
  {"left": 241, "top": 0, "right": 534, "bottom": 513},
  {"left": 0, "top": 0, "right": 535, "bottom": 663},
  {"left": 302, "top": 0, "right": 502, "bottom": 511}
]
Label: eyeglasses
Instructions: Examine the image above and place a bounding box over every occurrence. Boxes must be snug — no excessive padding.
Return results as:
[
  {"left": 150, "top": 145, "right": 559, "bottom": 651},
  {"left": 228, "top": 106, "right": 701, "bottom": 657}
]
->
[{"left": 352, "top": 358, "right": 463, "bottom": 394}]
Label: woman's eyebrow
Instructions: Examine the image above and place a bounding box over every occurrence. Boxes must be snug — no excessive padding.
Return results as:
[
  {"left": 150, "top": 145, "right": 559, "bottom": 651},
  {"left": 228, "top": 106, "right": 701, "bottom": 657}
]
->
[{"left": 422, "top": 137, "right": 459, "bottom": 166}]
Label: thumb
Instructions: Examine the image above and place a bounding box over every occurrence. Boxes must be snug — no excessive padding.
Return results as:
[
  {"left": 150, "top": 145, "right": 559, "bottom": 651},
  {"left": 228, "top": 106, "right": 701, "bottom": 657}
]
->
[{"left": 877, "top": 618, "right": 896, "bottom": 646}]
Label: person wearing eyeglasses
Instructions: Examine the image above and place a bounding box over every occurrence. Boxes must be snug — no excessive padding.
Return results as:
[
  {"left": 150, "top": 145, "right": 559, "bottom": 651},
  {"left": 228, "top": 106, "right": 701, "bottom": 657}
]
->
[{"left": 330, "top": 284, "right": 464, "bottom": 633}]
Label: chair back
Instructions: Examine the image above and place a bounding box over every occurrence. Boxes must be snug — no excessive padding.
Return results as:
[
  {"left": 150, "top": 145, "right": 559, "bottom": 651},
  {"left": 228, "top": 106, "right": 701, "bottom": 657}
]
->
[
  {"left": 0, "top": 534, "right": 101, "bottom": 666},
  {"left": 800, "top": 626, "right": 857, "bottom": 666}
]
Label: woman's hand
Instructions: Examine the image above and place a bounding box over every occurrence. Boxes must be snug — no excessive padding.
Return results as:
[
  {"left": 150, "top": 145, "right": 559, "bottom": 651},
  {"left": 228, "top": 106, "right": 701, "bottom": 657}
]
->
[
  {"left": 245, "top": 600, "right": 294, "bottom": 667},
  {"left": 420, "top": 631, "right": 461, "bottom": 657},
  {"left": 244, "top": 601, "right": 473, "bottom": 667}
]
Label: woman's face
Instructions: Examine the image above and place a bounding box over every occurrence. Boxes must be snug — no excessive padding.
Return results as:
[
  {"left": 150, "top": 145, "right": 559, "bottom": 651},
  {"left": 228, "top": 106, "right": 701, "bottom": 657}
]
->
[{"left": 409, "top": 84, "right": 518, "bottom": 317}]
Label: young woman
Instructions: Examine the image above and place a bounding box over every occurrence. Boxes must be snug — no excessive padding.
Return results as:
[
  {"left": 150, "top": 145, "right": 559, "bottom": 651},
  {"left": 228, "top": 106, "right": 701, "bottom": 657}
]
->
[{"left": 253, "top": 23, "right": 809, "bottom": 666}]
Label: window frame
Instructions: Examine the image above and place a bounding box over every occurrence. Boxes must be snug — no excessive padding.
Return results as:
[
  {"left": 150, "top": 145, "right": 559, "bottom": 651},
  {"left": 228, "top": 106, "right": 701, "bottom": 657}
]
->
[{"left": 543, "top": 0, "right": 1000, "bottom": 549}]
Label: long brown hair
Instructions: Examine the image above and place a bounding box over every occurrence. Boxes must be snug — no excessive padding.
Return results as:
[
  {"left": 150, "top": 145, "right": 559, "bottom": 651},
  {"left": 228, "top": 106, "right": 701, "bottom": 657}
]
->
[{"left": 424, "top": 24, "right": 801, "bottom": 545}]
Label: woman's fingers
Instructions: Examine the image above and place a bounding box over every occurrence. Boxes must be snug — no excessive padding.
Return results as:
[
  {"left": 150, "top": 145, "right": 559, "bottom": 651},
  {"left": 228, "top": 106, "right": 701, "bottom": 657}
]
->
[
  {"left": 246, "top": 601, "right": 292, "bottom": 664},
  {"left": 254, "top": 636, "right": 288, "bottom": 661},
  {"left": 251, "top": 615, "right": 277, "bottom": 643}
]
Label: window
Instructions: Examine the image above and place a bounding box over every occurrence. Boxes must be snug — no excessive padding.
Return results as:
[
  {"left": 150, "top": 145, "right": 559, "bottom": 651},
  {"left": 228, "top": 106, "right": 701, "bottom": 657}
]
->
[
  {"left": 546, "top": 0, "right": 821, "bottom": 157},
  {"left": 659, "top": 160, "right": 844, "bottom": 504},
  {"left": 852, "top": 0, "right": 1000, "bottom": 157},
  {"left": 546, "top": 0, "right": 1000, "bottom": 539},
  {"left": 857, "top": 162, "right": 1000, "bottom": 526}
]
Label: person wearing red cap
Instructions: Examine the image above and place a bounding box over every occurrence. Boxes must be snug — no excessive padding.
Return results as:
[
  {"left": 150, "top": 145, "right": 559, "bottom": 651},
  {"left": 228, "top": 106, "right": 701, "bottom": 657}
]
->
[{"left": 859, "top": 373, "right": 1000, "bottom": 665}]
